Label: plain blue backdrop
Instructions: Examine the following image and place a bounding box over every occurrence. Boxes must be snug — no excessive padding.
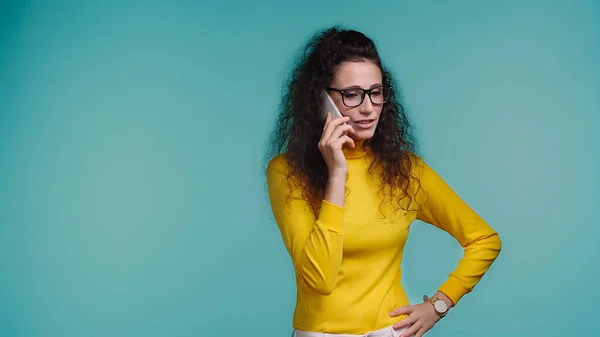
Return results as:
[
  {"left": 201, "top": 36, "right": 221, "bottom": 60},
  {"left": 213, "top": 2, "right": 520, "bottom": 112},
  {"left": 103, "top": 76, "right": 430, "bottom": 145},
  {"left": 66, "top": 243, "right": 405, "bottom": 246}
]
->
[{"left": 1, "top": 1, "right": 598, "bottom": 336}]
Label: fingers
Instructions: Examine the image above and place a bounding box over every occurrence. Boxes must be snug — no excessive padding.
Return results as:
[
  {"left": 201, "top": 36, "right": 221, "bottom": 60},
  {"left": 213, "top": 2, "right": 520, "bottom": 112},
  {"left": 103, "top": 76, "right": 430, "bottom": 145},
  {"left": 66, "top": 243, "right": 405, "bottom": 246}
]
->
[
  {"left": 321, "top": 115, "right": 351, "bottom": 143},
  {"left": 329, "top": 123, "right": 355, "bottom": 142},
  {"left": 334, "top": 135, "right": 355, "bottom": 149},
  {"left": 399, "top": 322, "right": 421, "bottom": 337},
  {"left": 392, "top": 303, "right": 437, "bottom": 337},
  {"left": 319, "top": 112, "right": 332, "bottom": 143},
  {"left": 323, "top": 112, "right": 331, "bottom": 131},
  {"left": 390, "top": 305, "right": 413, "bottom": 317},
  {"left": 393, "top": 316, "right": 415, "bottom": 331},
  {"left": 319, "top": 121, "right": 354, "bottom": 152},
  {"left": 320, "top": 134, "right": 355, "bottom": 153},
  {"left": 414, "top": 327, "right": 427, "bottom": 337}
]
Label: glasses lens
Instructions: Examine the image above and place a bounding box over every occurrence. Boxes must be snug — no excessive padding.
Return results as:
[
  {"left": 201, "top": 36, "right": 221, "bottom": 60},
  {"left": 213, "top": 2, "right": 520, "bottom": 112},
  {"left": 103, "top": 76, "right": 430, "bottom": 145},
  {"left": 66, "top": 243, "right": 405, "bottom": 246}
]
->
[
  {"left": 342, "top": 89, "right": 364, "bottom": 107},
  {"left": 369, "top": 86, "right": 389, "bottom": 104}
]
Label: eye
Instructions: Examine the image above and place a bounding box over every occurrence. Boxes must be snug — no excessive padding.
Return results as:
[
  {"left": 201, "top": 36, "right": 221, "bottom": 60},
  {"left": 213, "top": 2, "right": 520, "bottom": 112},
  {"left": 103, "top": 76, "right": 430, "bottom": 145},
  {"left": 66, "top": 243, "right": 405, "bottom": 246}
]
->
[{"left": 343, "top": 90, "right": 361, "bottom": 99}]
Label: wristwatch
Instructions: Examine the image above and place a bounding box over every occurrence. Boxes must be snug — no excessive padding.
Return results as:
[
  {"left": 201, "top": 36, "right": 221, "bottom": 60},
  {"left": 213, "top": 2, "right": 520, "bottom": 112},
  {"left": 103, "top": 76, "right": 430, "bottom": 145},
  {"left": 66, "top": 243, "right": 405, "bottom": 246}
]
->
[{"left": 423, "top": 295, "right": 449, "bottom": 318}]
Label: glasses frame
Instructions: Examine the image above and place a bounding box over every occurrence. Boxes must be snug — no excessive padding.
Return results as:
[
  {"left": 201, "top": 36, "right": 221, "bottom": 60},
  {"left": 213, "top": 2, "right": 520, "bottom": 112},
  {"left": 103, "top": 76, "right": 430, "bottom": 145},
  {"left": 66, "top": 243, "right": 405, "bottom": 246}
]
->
[{"left": 326, "top": 85, "right": 392, "bottom": 108}]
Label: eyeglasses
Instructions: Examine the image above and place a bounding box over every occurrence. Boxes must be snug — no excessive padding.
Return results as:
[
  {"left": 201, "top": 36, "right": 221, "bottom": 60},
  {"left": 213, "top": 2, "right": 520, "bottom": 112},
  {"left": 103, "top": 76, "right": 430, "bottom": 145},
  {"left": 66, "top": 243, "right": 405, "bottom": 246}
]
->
[{"left": 326, "top": 85, "right": 392, "bottom": 108}]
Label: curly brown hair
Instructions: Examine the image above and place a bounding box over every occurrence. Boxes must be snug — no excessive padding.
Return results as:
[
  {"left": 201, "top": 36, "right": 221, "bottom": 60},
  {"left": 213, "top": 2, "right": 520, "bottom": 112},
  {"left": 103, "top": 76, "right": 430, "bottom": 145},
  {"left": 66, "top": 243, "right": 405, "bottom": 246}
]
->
[{"left": 265, "top": 26, "right": 422, "bottom": 216}]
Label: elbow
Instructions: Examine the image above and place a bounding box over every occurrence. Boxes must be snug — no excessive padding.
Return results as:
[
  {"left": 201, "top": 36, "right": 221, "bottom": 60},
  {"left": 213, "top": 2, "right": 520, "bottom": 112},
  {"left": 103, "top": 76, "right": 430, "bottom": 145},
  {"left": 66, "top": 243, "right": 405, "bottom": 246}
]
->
[
  {"left": 295, "top": 250, "right": 341, "bottom": 295},
  {"left": 299, "top": 272, "right": 337, "bottom": 296},
  {"left": 483, "top": 231, "right": 503, "bottom": 260},
  {"left": 309, "top": 284, "right": 335, "bottom": 296},
  {"left": 492, "top": 232, "right": 502, "bottom": 257},
  {"left": 465, "top": 231, "right": 502, "bottom": 259}
]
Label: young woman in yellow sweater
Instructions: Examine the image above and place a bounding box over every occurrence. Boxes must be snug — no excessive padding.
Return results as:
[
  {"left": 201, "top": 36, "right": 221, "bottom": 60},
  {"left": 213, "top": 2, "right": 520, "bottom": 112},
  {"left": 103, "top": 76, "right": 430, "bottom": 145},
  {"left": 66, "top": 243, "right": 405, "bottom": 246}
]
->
[{"left": 265, "top": 26, "right": 502, "bottom": 337}]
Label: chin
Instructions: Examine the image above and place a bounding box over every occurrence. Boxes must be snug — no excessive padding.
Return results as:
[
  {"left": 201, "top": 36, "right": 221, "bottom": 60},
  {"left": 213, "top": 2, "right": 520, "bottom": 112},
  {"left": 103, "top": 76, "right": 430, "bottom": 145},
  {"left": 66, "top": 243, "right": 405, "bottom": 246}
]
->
[{"left": 352, "top": 129, "right": 376, "bottom": 141}]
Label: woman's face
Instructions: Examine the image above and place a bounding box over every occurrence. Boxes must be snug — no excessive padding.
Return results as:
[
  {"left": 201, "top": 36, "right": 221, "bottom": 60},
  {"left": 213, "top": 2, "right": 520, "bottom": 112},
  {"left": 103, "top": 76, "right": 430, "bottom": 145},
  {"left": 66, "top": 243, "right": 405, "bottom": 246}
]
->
[{"left": 328, "top": 60, "right": 386, "bottom": 141}]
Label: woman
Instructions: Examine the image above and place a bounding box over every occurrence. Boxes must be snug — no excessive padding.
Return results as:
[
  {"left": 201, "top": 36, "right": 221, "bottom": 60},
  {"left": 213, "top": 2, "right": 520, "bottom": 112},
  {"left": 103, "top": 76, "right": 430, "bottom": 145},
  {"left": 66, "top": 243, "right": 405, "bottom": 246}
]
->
[{"left": 265, "top": 26, "right": 502, "bottom": 337}]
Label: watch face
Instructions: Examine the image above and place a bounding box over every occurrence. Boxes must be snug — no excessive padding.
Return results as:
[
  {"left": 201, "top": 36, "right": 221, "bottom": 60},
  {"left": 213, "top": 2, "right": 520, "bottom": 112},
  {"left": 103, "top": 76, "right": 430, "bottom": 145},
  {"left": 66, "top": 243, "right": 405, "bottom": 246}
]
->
[{"left": 434, "top": 300, "right": 448, "bottom": 312}]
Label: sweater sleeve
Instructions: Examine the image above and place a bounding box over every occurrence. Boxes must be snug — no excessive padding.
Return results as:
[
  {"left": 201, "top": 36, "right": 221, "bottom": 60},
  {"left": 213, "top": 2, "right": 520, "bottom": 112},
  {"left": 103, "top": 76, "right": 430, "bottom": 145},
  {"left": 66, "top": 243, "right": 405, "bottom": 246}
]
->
[
  {"left": 414, "top": 157, "right": 502, "bottom": 305},
  {"left": 266, "top": 155, "right": 345, "bottom": 295}
]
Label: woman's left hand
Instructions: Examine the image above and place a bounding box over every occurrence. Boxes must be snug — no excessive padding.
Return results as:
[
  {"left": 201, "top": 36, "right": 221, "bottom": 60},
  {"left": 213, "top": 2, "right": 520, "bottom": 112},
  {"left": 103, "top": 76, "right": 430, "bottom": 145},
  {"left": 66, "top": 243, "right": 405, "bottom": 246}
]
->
[{"left": 389, "top": 302, "right": 440, "bottom": 337}]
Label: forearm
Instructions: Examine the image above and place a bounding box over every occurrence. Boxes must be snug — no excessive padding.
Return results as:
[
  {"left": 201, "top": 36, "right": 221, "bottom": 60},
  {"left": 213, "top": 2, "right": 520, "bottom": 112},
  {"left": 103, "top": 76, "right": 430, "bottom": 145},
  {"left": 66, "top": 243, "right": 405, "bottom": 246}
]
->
[
  {"left": 323, "top": 173, "right": 346, "bottom": 207},
  {"left": 296, "top": 216, "right": 344, "bottom": 295},
  {"left": 297, "top": 175, "right": 346, "bottom": 294},
  {"left": 268, "top": 157, "right": 347, "bottom": 295},
  {"left": 439, "top": 232, "right": 502, "bottom": 303},
  {"left": 296, "top": 175, "right": 345, "bottom": 293}
]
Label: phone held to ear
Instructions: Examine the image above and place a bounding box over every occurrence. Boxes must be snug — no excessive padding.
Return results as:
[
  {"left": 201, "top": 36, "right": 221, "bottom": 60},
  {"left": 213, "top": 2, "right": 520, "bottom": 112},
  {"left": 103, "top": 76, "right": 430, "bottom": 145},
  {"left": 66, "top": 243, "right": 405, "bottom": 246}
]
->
[{"left": 321, "top": 90, "right": 345, "bottom": 123}]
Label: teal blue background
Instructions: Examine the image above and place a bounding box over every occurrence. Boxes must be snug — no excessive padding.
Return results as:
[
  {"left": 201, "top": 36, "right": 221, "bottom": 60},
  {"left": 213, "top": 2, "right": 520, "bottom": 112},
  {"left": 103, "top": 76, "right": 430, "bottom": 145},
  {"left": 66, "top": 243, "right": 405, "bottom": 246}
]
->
[{"left": 1, "top": 1, "right": 598, "bottom": 336}]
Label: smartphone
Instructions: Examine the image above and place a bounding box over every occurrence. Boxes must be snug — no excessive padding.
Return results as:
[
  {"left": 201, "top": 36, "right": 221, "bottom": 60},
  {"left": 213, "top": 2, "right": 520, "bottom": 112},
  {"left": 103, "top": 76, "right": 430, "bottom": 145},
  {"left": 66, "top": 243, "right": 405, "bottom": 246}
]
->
[{"left": 321, "top": 90, "right": 345, "bottom": 122}]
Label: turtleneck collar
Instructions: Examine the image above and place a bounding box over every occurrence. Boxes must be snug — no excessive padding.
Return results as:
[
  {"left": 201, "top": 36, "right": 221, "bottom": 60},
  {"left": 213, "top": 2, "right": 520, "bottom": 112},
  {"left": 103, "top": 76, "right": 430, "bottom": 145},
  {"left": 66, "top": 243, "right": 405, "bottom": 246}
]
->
[{"left": 343, "top": 139, "right": 369, "bottom": 159}]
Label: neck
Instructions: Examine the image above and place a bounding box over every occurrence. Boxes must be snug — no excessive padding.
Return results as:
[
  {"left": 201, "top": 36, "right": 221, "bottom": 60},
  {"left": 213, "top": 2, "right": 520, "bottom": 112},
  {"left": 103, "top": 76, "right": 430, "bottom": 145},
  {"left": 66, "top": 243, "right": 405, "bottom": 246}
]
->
[{"left": 343, "top": 139, "right": 368, "bottom": 159}]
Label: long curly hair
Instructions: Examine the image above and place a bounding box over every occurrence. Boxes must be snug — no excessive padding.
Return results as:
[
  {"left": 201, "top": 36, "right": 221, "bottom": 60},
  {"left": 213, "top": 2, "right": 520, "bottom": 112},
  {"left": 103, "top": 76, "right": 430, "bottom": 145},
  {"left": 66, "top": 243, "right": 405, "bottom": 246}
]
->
[{"left": 265, "top": 26, "right": 422, "bottom": 216}]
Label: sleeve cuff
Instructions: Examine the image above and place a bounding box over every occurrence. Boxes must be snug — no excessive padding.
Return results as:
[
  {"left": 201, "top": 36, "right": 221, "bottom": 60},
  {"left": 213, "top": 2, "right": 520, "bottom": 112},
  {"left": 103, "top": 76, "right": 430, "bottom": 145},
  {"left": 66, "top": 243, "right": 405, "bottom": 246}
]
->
[
  {"left": 438, "top": 275, "right": 472, "bottom": 305},
  {"left": 316, "top": 200, "right": 344, "bottom": 233}
]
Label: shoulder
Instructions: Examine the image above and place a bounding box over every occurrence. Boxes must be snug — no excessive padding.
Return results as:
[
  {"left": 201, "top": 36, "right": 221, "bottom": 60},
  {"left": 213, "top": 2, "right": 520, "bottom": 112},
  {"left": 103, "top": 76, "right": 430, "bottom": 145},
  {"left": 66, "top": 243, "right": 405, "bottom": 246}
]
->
[
  {"left": 405, "top": 151, "right": 427, "bottom": 176},
  {"left": 266, "top": 153, "right": 304, "bottom": 199},
  {"left": 267, "top": 153, "right": 297, "bottom": 188},
  {"left": 404, "top": 152, "right": 440, "bottom": 202},
  {"left": 267, "top": 153, "right": 290, "bottom": 176},
  {"left": 405, "top": 152, "right": 446, "bottom": 185},
  {"left": 405, "top": 153, "right": 454, "bottom": 198}
]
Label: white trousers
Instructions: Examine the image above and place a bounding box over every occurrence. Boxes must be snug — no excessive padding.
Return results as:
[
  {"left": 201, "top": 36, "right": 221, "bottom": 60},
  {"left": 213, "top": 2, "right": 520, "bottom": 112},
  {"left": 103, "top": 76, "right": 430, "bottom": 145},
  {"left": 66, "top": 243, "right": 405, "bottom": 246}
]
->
[{"left": 292, "top": 324, "right": 410, "bottom": 337}]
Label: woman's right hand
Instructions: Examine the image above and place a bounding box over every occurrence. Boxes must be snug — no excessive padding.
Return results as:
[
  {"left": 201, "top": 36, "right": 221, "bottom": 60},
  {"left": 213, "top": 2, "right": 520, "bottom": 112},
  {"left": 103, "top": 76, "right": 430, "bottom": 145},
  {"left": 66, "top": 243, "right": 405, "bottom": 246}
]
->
[{"left": 318, "top": 112, "right": 356, "bottom": 178}]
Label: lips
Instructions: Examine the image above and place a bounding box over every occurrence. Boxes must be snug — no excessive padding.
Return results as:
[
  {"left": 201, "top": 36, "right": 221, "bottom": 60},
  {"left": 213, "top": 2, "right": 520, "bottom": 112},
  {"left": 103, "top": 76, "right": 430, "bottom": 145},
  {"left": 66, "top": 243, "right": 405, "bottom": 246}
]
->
[{"left": 353, "top": 119, "right": 375, "bottom": 129}]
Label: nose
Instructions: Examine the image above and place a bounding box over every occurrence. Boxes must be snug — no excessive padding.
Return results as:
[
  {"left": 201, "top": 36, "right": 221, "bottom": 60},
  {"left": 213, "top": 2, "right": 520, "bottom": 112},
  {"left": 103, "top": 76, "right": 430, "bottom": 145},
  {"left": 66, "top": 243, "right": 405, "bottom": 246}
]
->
[{"left": 358, "top": 95, "right": 374, "bottom": 114}]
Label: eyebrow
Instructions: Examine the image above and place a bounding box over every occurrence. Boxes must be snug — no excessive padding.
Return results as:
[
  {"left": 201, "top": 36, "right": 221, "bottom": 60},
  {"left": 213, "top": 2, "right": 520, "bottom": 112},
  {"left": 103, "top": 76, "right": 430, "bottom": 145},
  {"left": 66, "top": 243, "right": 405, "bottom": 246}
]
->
[{"left": 340, "top": 83, "right": 383, "bottom": 90}]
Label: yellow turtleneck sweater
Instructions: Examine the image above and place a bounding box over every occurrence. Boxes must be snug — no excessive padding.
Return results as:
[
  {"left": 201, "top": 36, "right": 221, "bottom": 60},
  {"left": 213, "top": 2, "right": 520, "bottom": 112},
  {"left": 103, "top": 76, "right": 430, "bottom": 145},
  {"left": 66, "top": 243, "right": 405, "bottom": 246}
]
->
[{"left": 266, "top": 144, "right": 502, "bottom": 334}]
